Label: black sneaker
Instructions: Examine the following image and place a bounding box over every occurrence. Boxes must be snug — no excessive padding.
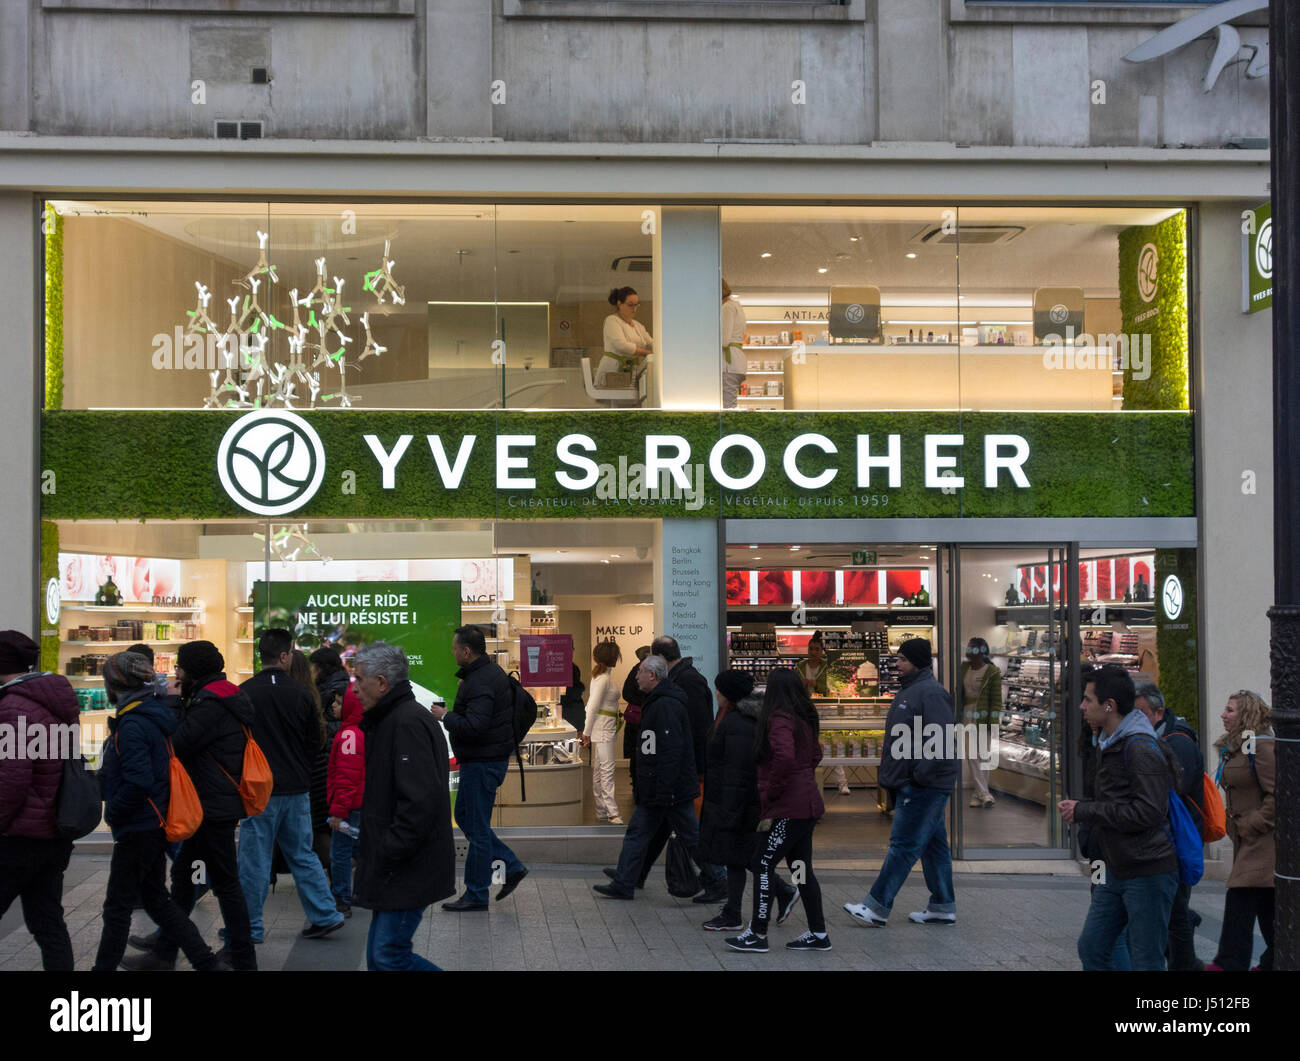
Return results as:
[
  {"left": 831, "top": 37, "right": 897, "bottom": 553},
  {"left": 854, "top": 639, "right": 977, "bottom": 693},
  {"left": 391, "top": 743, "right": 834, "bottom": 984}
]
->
[
  {"left": 786, "top": 931, "right": 832, "bottom": 951},
  {"left": 119, "top": 951, "right": 176, "bottom": 972},
  {"left": 702, "top": 913, "right": 745, "bottom": 932},
  {"left": 592, "top": 883, "right": 635, "bottom": 900},
  {"left": 691, "top": 887, "right": 728, "bottom": 905},
  {"left": 776, "top": 887, "right": 802, "bottom": 926},
  {"left": 724, "top": 929, "right": 769, "bottom": 953},
  {"left": 300, "top": 918, "right": 345, "bottom": 939},
  {"left": 127, "top": 930, "right": 162, "bottom": 952}
]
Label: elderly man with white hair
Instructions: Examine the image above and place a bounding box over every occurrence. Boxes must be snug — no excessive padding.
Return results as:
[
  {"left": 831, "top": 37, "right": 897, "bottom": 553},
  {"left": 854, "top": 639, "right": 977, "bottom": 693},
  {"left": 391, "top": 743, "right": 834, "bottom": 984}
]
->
[
  {"left": 594, "top": 653, "right": 703, "bottom": 900},
  {"left": 350, "top": 642, "right": 456, "bottom": 971}
]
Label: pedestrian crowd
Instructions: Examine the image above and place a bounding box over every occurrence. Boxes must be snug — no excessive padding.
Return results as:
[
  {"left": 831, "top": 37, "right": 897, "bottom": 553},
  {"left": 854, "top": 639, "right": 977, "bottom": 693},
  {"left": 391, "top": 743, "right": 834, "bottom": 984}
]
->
[{"left": 0, "top": 618, "right": 1276, "bottom": 972}]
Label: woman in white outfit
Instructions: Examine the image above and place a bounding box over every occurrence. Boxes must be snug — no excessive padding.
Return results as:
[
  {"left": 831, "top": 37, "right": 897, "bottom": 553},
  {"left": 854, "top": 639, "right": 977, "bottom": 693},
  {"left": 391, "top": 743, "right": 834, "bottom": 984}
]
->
[
  {"left": 599, "top": 287, "right": 653, "bottom": 387},
  {"left": 582, "top": 640, "right": 625, "bottom": 825},
  {"left": 721, "top": 278, "right": 746, "bottom": 408}
]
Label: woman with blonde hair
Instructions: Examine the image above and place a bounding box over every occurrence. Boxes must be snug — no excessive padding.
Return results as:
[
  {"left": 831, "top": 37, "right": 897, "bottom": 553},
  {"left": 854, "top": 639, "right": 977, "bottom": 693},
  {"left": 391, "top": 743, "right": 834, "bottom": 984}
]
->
[
  {"left": 1206, "top": 689, "right": 1275, "bottom": 971},
  {"left": 582, "top": 641, "right": 625, "bottom": 825}
]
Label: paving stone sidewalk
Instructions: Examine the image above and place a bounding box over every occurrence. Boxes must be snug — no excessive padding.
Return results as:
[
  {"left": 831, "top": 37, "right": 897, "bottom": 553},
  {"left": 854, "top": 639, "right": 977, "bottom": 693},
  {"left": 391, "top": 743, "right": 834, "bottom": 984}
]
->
[{"left": 0, "top": 854, "right": 1241, "bottom": 972}]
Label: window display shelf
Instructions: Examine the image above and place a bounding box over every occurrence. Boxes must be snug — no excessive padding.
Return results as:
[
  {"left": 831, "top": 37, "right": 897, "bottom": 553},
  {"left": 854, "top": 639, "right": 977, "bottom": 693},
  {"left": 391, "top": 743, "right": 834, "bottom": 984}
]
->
[
  {"left": 64, "top": 603, "right": 202, "bottom": 614},
  {"left": 62, "top": 639, "right": 186, "bottom": 646}
]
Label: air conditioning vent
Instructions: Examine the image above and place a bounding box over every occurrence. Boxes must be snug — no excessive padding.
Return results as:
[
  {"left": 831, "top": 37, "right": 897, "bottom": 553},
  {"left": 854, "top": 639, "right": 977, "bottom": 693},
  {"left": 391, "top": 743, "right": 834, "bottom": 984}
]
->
[
  {"left": 252, "top": 67, "right": 269, "bottom": 84},
  {"left": 214, "top": 120, "right": 263, "bottom": 140},
  {"left": 611, "top": 255, "right": 653, "bottom": 273},
  {"left": 911, "top": 225, "right": 1025, "bottom": 246}
]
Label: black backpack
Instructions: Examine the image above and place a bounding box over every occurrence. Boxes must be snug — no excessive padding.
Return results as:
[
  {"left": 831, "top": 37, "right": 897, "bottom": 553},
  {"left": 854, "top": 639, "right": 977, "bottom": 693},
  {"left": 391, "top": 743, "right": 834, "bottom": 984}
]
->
[
  {"left": 0, "top": 673, "right": 102, "bottom": 840},
  {"left": 506, "top": 671, "right": 539, "bottom": 800}
]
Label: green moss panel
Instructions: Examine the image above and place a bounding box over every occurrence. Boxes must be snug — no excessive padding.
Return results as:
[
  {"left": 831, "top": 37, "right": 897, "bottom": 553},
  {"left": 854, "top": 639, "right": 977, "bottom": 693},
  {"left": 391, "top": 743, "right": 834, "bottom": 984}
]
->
[
  {"left": 1155, "top": 548, "right": 1200, "bottom": 734},
  {"left": 40, "top": 520, "right": 59, "bottom": 673},
  {"left": 1119, "top": 212, "right": 1189, "bottom": 411},
  {"left": 44, "top": 211, "right": 64, "bottom": 411}
]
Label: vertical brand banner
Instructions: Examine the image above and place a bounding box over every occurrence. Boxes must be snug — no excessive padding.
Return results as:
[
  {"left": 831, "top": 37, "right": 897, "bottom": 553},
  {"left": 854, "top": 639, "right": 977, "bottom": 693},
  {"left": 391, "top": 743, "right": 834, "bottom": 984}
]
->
[
  {"left": 255, "top": 580, "right": 462, "bottom": 706},
  {"left": 519, "top": 633, "right": 574, "bottom": 688},
  {"left": 1243, "top": 202, "right": 1273, "bottom": 314}
]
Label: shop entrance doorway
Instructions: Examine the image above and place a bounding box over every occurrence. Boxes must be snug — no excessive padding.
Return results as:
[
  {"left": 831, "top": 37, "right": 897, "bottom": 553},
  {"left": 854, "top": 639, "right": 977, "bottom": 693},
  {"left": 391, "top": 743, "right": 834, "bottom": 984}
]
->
[{"left": 724, "top": 540, "right": 1089, "bottom": 861}]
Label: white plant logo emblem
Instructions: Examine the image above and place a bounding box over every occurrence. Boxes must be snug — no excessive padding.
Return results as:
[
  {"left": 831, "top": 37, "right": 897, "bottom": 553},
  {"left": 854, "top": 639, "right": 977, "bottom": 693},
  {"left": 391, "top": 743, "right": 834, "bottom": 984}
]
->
[
  {"left": 1255, "top": 217, "right": 1273, "bottom": 280},
  {"left": 1049, "top": 303, "right": 1069, "bottom": 325},
  {"left": 1137, "top": 243, "right": 1158, "bottom": 303},
  {"left": 844, "top": 303, "right": 865, "bottom": 325},
  {"left": 1161, "top": 575, "right": 1184, "bottom": 621},
  {"left": 217, "top": 410, "right": 326, "bottom": 516}
]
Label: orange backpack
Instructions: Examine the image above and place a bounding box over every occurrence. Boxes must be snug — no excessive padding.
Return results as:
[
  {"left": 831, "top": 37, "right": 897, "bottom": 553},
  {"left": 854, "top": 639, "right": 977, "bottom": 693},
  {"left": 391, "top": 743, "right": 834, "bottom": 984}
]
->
[
  {"left": 116, "top": 729, "right": 204, "bottom": 841},
  {"left": 215, "top": 726, "right": 274, "bottom": 817},
  {"left": 1197, "top": 774, "right": 1227, "bottom": 843}
]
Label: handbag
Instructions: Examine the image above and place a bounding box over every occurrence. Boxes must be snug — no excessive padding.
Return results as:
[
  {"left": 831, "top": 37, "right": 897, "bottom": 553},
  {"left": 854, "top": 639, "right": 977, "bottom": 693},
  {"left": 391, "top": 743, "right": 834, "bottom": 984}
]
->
[{"left": 664, "top": 833, "right": 701, "bottom": 898}]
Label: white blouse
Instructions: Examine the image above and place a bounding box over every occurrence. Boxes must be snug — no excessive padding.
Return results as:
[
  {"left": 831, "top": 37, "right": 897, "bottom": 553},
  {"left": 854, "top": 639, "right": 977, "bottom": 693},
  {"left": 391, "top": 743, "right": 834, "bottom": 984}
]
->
[
  {"left": 602, "top": 314, "right": 653, "bottom": 358},
  {"left": 583, "top": 671, "right": 622, "bottom": 742}
]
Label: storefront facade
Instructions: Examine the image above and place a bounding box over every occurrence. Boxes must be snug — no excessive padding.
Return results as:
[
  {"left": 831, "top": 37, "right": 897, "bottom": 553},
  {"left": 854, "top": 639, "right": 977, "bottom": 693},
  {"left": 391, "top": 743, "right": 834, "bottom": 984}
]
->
[{"left": 0, "top": 4, "right": 1276, "bottom": 864}]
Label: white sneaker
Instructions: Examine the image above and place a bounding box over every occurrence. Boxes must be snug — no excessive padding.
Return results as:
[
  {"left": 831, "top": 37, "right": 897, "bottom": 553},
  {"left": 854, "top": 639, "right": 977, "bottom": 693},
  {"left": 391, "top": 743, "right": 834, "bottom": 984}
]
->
[
  {"left": 982, "top": 797, "right": 995, "bottom": 809},
  {"left": 608, "top": 816, "right": 625, "bottom": 825},
  {"left": 839, "top": 785, "right": 852, "bottom": 796},
  {"left": 969, "top": 796, "right": 982, "bottom": 808},
  {"left": 843, "top": 902, "right": 887, "bottom": 928},
  {"left": 908, "top": 910, "right": 956, "bottom": 925}
]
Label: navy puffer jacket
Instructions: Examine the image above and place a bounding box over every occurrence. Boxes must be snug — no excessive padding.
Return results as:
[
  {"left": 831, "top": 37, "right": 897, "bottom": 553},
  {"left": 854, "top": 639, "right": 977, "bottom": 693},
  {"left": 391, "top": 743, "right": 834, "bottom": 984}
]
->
[{"left": 99, "top": 691, "right": 177, "bottom": 839}]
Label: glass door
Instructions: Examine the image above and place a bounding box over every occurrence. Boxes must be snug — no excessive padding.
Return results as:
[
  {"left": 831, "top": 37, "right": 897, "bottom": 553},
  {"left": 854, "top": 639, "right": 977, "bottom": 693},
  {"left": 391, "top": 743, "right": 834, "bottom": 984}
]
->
[{"left": 951, "top": 544, "right": 1077, "bottom": 857}]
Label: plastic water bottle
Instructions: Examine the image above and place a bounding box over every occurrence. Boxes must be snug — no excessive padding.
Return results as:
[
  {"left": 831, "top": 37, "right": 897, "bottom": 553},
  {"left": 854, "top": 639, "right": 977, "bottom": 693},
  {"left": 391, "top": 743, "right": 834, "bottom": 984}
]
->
[{"left": 337, "top": 821, "right": 360, "bottom": 839}]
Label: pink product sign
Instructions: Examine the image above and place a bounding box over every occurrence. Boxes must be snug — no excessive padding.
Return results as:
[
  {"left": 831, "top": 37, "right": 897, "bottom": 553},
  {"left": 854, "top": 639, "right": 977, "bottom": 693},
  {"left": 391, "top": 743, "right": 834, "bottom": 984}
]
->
[{"left": 519, "top": 634, "right": 574, "bottom": 688}]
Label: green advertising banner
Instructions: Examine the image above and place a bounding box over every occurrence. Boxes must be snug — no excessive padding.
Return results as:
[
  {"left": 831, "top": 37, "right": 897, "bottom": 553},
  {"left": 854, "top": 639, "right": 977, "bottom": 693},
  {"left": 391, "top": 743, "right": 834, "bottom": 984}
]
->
[
  {"left": 1154, "top": 549, "right": 1199, "bottom": 733},
  {"left": 1244, "top": 202, "right": 1273, "bottom": 314},
  {"left": 1119, "top": 213, "right": 1189, "bottom": 411},
  {"left": 254, "top": 580, "right": 463, "bottom": 706},
  {"left": 41, "top": 409, "right": 1195, "bottom": 522}
]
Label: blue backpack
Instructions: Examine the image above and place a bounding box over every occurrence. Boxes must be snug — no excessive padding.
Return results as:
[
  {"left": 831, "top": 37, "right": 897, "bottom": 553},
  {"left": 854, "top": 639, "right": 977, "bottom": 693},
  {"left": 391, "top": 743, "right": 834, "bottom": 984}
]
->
[{"left": 1125, "top": 735, "right": 1203, "bottom": 886}]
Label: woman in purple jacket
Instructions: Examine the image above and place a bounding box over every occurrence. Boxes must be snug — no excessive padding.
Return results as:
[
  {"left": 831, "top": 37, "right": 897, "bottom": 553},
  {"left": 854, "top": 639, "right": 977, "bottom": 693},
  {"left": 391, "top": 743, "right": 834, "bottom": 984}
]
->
[{"left": 725, "top": 668, "right": 830, "bottom": 953}]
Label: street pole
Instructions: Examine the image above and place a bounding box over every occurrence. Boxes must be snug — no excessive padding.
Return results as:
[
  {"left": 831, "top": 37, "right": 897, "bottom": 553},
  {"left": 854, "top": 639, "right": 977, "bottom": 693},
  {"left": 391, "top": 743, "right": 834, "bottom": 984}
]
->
[{"left": 1269, "top": 0, "right": 1300, "bottom": 972}]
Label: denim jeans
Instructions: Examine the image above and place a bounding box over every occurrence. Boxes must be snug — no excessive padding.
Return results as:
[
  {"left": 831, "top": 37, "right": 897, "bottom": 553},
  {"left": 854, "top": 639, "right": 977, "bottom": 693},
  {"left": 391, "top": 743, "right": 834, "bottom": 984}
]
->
[
  {"left": 366, "top": 908, "right": 441, "bottom": 971},
  {"left": 1166, "top": 882, "right": 1200, "bottom": 970},
  {"left": 864, "top": 782, "right": 955, "bottom": 920},
  {"left": 1077, "top": 870, "right": 1178, "bottom": 971},
  {"left": 454, "top": 760, "right": 525, "bottom": 904},
  {"left": 329, "top": 810, "right": 361, "bottom": 906},
  {"left": 238, "top": 792, "right": 344, "bottom": 940},
  {"left": 610, "top": 799, "right": 703, "bottom": 893}
]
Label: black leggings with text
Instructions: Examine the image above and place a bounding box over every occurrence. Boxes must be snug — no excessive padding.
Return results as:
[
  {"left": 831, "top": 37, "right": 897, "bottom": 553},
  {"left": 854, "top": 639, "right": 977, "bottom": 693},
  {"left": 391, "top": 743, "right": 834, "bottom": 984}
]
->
[{"left": 750, "top": 817, "right": 824, "bottom": 935}]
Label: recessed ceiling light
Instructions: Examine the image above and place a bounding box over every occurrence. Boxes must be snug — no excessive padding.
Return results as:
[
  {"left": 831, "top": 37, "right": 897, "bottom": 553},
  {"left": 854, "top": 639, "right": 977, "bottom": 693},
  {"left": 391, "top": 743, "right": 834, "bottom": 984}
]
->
[
  {"left": 760, "top": 252, "right": 772, "bottom": 259},
  {"left": 602, "top": 559, "right": 610, "bottom": 564},
  {"left": 817, "top": 268, "right": 828, "bottom": 274},
  {"left": 905, "top": 252, "right": 917, "bottom": 259},
  {"left": 849, "top": 236, "right": 860, "bottom": 242},
  {"left": 610, "top": 554, "right": 621, "bottom": 558}
]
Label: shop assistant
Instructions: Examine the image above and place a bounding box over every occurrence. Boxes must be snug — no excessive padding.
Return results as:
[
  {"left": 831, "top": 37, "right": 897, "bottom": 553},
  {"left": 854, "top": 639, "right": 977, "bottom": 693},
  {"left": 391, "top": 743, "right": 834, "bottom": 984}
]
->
[{"left": 598, "top": 286, "right": 653, "bottom": 386}]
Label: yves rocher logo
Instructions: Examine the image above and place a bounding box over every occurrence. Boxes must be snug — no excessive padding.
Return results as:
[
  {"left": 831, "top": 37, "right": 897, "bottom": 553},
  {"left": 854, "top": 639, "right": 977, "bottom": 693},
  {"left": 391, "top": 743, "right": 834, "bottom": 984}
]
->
[{"left": 217, "top": 410, "right": 326, "bottom": 516}]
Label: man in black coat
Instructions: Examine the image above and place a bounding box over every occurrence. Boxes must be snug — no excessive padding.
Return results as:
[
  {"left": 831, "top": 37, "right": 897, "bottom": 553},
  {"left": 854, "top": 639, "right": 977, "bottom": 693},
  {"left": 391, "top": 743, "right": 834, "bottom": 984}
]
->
[
  {"left": 1135, "top": 681, "right": 1204, "bottom": 971},
  {"left": 351, "top": 642, "right": 455, "bottom": 971},
  {"left": 635, "top": 637, "right": 727, "bottom": 901},
  {"left": 237, "top": 629, "right": 344, "bottom": 943},
  {"left": 621, "top": 646, "right": 652, "bottom": 800},
  {"left": 123, "top": 641, "right": 258, "bottom": 971},
  {"left": 430, "top": 626, "right": 528, "bottom": 912},
  {"left": 594, "top": 655, "right": 705, "bottom": 900}
]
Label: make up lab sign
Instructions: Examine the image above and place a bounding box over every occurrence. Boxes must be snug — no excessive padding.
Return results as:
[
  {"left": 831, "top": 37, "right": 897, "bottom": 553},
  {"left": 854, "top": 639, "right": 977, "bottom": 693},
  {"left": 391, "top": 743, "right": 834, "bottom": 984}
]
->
[{"left": 1161, "top": 575, "right": 1184, "bottom": 621}]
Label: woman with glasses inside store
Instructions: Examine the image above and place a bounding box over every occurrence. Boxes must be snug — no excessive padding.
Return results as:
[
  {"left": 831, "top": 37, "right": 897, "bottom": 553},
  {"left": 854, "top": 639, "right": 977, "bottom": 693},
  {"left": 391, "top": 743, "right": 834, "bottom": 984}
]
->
[{"left": 599, "top": 287, "right": 653, "bottom": 387}]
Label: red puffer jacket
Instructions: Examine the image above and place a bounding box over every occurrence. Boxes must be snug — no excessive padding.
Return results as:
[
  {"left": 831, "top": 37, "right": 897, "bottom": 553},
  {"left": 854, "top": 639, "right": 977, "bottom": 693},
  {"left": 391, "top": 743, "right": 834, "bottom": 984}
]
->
[
  {"left": 756, "top": 710, "right": 825, "bottom": 822},
  {"left": 0, "top": 673, "right": 82, "bottom": 839},
  {"left": 327, "top": 683, "right": 366, "bottom": 818}
]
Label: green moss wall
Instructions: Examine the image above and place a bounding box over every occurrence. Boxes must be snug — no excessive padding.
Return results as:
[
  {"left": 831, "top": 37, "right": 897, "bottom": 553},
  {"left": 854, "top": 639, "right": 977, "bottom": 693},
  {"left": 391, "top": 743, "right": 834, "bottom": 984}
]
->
[
  {"left": 41, "top": 409, "right": 1194, "bottom": 522},
  {"left": 1120, "top": 212, "right": 1189, "bottom": 411}
]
